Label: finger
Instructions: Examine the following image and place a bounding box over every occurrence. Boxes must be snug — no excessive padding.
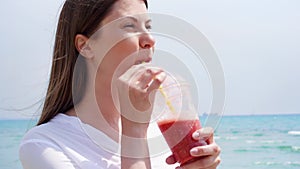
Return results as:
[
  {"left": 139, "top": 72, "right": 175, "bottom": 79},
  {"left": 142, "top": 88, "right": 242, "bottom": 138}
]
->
[
  {"left": 139, "top": 66, "right": 163, "bottom": 77},
  {"left": 138, "top": 69, "right": 163, "bottom": 89},
  {"left": 119, "top": 64, "right": 144, "bottom": 83},
  {"left": 206, "top": 157, "right": 221, "bottom": 169},
  {"left": 136, "top": 70, "right": 153, "bottom": 89},
  {"left": 147, "top": 72, "right": 166, "bottom": 93},
  {"left": 190, "top": 143, "right": 221, "bottom": 157},
  {"left": 192, "top": 127, "right": 214, "bottom": 144},
  {"left": 165, "top": 154, "right": 177, "bottom": 165}
]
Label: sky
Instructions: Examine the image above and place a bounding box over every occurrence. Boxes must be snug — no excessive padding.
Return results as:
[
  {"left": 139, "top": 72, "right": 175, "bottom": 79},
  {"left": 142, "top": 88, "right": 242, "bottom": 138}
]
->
[{"left": 0, "top": 0, "right": 300, "bottom": 119}]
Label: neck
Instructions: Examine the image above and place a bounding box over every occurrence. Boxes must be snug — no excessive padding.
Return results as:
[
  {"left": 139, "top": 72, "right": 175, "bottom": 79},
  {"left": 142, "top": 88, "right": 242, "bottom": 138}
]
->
[{"left": 67, "top": 74, "right": 120, "bottom": 142}]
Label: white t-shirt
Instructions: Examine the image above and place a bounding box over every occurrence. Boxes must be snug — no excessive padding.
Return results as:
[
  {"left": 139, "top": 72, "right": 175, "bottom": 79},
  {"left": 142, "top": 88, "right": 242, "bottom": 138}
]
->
[{"left": 19, "top": 113, "right": 177, "bottom": 169}]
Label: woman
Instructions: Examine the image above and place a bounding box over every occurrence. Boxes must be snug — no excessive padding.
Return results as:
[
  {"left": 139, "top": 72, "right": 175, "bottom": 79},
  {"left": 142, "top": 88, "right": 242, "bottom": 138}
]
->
[{"left": 19, "top": 0, "right": 221, "bottom": 168}]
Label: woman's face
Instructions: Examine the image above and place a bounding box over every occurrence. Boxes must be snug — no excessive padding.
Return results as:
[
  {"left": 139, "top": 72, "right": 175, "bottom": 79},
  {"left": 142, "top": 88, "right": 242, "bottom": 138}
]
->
[{"left": 89, "top": 0, "right": 155, "bottom": 80}]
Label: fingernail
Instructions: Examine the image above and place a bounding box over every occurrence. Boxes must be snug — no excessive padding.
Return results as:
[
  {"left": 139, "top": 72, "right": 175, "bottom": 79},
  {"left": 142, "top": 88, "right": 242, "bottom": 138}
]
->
[
  {"left": 146, "top": 69, "right": 152, "bottom": 74},
  {"left": 156, "top": 72, "right": 166, "bottom": 82},
  {"left": 190, "top": 148, "right": 198, "bottom": 155},
  {"left": 192, "top": 131, "right": 200, "bottom": 139}
]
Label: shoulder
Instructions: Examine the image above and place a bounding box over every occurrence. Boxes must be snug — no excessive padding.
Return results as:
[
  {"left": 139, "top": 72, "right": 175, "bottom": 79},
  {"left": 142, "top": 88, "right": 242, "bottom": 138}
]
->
[
  {"left": 20, "top": 113, "right": 81, "bottom": 150},
  {"left": 19, "top": 114, "right": 81, "bottom": 169},
  {"left": 20, "top": 122, "right": 58, "bottom": 147},
  {"left": 22, "top": 114, "right": 79, "bottom": 140},
  {"left": 19, "top": 120, "right": 64, "bottom": 161},
  {"left": 19, "top": 130, "right": 77, "bottom": 169}
]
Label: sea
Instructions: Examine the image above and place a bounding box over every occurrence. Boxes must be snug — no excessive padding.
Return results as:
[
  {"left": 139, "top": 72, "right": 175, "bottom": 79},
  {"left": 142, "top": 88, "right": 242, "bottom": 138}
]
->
[{"left": 1, "top": 114, "right": 299, "bottom": 169}]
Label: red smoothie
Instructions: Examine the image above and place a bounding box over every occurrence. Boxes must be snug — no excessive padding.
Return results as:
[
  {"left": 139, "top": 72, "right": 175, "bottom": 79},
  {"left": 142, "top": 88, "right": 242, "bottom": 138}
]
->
[{"left": 158, "top": 119, "right": 207, "bottom": 165}]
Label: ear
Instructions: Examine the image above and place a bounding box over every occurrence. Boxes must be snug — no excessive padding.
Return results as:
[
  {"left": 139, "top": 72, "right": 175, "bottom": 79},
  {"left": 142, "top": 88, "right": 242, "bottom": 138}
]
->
[{"left": 75, "top": 34, "right": 94, "bottom": 59}]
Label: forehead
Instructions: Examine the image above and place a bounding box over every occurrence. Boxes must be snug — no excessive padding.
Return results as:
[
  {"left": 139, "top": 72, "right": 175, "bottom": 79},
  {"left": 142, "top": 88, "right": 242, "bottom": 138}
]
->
[{"left": 102, "top": 0, "right": 148, "bottom": 24}]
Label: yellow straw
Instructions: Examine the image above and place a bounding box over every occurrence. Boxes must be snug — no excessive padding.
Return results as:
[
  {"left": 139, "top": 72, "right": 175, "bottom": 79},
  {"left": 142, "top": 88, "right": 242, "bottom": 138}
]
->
[
  {"left": 141, "top": 62, "right": 176, "bottom": 114},
  {"left": 158, "top": 85, "right": 176, "bottom": 114}
]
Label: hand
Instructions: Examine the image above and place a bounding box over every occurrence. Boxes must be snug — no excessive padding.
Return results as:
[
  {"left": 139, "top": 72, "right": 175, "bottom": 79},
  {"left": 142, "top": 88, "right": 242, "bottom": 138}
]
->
[
  {"left": 166, "top": 127, "right": 221, "bottom": 169},
  {"left": 118, "top": 64, "right": 166, "bottom": 169},
  {"left": 118, "top": 64, "right": 166, "bottom": 124}
]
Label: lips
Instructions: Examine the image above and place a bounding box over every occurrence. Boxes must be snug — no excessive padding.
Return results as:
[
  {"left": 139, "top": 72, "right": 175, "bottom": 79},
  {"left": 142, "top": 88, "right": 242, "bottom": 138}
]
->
[
  {"left": 134, "top": 58, "right": 152, "bottom": 65},
  {"left": 134, "top": 49, "right": 153, "bottom": 65}
]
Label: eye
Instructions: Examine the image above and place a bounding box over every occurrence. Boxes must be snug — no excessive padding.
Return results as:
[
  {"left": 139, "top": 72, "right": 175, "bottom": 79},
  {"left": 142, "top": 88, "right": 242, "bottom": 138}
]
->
[
  {"left": 123, "top": 23, "right": 135, "bottom": 29},
  {"left": 145, "top": 24, "right": 152, "bottom": 30}
]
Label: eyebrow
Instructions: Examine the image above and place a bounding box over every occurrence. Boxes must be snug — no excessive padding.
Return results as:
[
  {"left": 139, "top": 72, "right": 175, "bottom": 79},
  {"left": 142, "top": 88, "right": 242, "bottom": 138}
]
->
[{"left": 123, "top": 16, "right": 152, "bottom": 24}]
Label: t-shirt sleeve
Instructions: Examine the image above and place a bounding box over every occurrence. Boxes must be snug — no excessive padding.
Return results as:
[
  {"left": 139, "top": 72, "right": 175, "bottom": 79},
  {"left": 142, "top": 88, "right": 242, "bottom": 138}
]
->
[{"left": 19, "top": 140, "right": 77, "bottom": 169}]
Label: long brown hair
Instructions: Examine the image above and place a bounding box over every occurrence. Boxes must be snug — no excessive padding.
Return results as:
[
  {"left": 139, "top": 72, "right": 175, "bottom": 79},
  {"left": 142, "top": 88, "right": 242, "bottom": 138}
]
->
[{"left": 38, "top": 0, "right": 148, "bottom": 125}]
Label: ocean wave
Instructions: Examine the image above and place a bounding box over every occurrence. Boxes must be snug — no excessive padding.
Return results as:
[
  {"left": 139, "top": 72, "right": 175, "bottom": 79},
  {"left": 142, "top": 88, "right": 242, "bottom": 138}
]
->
[
  {"left": 277, "top": 145, "right": 292, "bottom": 151},
  {"left": 253, "top": 133, "right": 264, "bottom": 137},
  {"left": 292, "top": 146, "right": 300, "bottom": 152},
  {"left": 230, "top": 130, "right": 240, "bottom": 134},
  {"left": 260, "top": 140, "right": 283, "bottom": 144},
  {"left": 255, "top": 161, "right": 300, "bottom": 166},
  {"left": 256, "top": 145, "right": 300, "bottom": 153},
  {"left": 214, "top": 136, "right": 221, "bottom": 140},
  {"left": 288, "top": 131, "right": 300, "bottom": 136},
  {"left": 246, "top": 140, "right": 283, "bottom": 144},
  {"left": 254, "top": 161, "right": 280, "bottom": 166},
  {"left": 277, "top": 145, "right": 300, "bottom": 153},
  {"left": 277, "top": 145, "right": 300, "bottom": 152},
  {"left": 245, "top": 140, "right": 256, "bottom": 144},
  {"left": 285, "top": 161, "right": 300, "bottom": 166},
  {"left": 234, "top": 148, "right": 260, "bottom": 152},
  {"left": 224, "top": 136, "right": 239, "bottom": 140}
]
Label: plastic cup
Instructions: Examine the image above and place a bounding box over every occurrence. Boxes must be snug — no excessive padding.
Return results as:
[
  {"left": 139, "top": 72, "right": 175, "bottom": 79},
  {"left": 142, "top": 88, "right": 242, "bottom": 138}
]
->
[{"left": 156, "top": 79, "right": 207, "bottom": 165}]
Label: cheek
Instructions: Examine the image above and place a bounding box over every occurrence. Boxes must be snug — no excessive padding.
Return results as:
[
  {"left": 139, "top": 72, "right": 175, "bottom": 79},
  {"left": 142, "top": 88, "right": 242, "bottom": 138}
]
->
[{"left": 104, "top": 38, "right": 139, "bottom": 72}]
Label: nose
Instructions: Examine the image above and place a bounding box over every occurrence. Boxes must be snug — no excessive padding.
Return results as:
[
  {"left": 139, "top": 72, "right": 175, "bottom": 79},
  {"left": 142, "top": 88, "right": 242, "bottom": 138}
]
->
[{"left": 139, "top": 32, "right": 156, "bottom": 49}]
